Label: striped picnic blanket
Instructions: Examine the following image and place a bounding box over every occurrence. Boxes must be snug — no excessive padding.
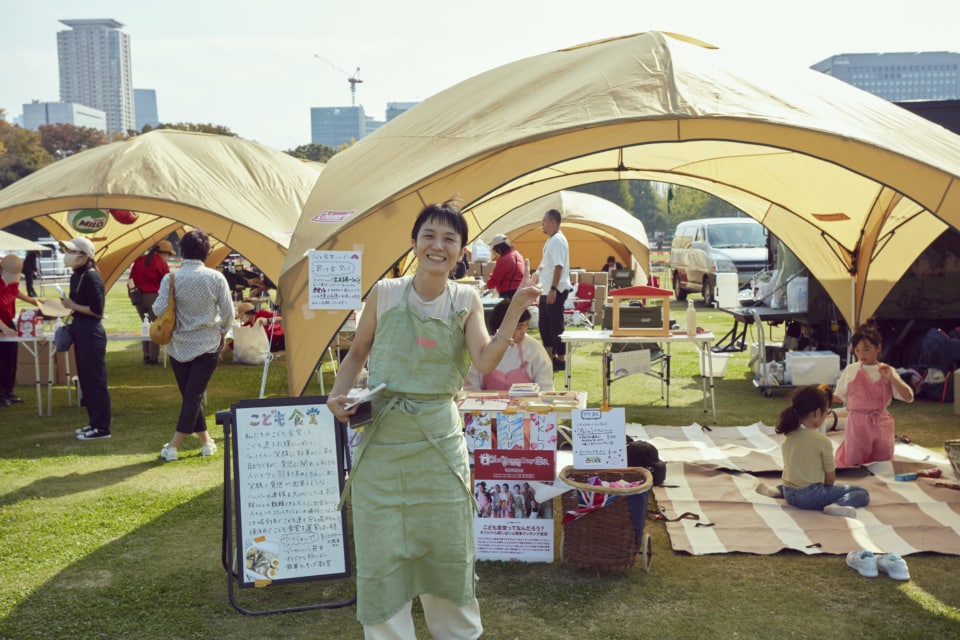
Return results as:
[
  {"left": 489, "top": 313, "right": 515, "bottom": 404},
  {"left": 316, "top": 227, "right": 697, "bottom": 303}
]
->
[{"left": 625, "top": 424, "right": 960, "bottom": 556}]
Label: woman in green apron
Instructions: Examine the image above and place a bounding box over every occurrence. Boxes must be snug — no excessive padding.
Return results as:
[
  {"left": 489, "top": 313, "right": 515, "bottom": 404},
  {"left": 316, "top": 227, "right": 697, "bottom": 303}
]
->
[{"left": 328, "top": 200, "right": 540, "bottom": 639}]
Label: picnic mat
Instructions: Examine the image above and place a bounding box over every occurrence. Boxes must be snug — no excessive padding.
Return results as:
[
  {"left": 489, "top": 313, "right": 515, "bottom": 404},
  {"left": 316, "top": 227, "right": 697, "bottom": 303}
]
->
[{"left": 624, "top": 423, "right": 960, "bottom": 556}]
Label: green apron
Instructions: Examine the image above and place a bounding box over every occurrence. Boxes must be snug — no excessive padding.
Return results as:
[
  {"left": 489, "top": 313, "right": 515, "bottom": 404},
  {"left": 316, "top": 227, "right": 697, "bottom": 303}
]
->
[{"left": 349, "top": 281, "right": 474, "bottom": 625}]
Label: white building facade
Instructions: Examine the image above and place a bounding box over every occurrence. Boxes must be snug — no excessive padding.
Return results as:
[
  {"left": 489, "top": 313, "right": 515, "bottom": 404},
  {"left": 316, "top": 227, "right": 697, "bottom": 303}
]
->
[{"left": 22, "top": 101, "right": 107, "bottom": 131}]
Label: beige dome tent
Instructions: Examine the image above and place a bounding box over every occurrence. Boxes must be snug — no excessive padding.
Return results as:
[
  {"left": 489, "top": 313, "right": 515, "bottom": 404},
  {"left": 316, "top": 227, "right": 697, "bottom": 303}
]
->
[
  {"left": 279, "top": 31, "right": 960, "bottom": 395},
  {"left": 479, "top": 190, "right": 651, "bottom": 280},
  {"left": 0, "top": 129, "right": 323, "bottom": 291}
]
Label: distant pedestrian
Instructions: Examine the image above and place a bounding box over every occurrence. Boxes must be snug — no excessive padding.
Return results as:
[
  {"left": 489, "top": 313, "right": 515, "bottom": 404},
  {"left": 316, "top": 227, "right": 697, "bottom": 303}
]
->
[
  {"left": 536, "top": 208, "right": 572, "bottom": 371},
  {"left": 129, "top": 240, "right": 174, "bottom": 365}
]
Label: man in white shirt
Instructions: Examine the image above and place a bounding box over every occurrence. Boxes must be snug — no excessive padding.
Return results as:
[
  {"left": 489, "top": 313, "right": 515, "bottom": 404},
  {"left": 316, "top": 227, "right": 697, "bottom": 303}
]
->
[{"left": 536, "top": 208, "right": 573, "bottom": 371}]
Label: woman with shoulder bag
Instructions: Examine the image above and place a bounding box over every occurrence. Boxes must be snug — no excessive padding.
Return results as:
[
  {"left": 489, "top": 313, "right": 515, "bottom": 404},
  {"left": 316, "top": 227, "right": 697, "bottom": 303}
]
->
[
  {"left": 153, "top": 230, "right": 233, "bottom": 462},
  {"left": 130, "top": 240, "right": 174, "bottom": 365},
  {"left": 60, "top": 237, "right": 112, "bottom": 440}
]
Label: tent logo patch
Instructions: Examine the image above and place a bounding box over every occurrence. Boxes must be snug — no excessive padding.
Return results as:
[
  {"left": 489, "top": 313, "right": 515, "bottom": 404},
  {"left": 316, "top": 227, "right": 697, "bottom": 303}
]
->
[
  {"left": 69, "top": 209, "right": 109, "bottom": 233},
  {"left": 310, "top": 210, "right": 356, "bottom": 224}
]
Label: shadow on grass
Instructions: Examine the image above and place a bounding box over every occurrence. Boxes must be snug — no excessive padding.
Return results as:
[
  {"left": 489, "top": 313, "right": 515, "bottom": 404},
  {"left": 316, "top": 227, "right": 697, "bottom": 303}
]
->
[
  {"left": 0, "top": 459, "right": 158, "bottom": 506},
  {"left": 0, "top": 487, "right": 359, "bottom": 640}
]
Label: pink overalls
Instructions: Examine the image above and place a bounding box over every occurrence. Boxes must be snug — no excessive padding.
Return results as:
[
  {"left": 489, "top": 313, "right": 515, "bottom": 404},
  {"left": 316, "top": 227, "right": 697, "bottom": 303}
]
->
[
  {"left": 835, "top": 367, "right": 895, "bottom": 467},
  {"left": 481, "top": 342, "right": 534, "bottom": 391}
]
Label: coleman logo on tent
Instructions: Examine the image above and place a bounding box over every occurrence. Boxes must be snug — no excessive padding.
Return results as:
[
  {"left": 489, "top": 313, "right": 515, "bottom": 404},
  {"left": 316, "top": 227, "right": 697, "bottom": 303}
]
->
[
  {"left": 309, "top": 210, "right": 356, "bottom": 223},
  {"left": 69, "top": 209, "right": 109, "bottom": 233}
]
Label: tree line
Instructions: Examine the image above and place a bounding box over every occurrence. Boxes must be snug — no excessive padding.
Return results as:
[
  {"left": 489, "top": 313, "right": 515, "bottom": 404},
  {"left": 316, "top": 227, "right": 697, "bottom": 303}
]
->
[{"left": 1, "top": 109, "right": 740, "bottom": 233}]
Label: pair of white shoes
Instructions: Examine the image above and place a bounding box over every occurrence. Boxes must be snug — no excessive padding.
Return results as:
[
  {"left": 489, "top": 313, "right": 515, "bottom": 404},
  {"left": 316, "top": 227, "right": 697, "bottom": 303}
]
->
[
  {"left": 846, "top": 549, "right": 910, "bottom": 580},
  {"left": 159, "top": 441, "right": 217, "bottom": 461}
]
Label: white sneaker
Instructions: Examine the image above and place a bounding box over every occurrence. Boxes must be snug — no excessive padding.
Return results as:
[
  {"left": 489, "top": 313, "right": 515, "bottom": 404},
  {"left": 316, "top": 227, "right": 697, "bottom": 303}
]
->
[
  {"left": 823, "top": 504, "right": 857, "bottom": 518},
  {"left": 201, "top": 442, "right": 218, "bottom": 457},
  {"left": 846, "top": 549, "right": 879, "bottom": 577},
  {"left": 876, "top": 553, "right": 910, "bottom": 580},
  {"left": 159, "top": 443, "right": 178, "bottom": 461},
  {"left": 74, "top": 425, "right": 93, "bottom": 435}
]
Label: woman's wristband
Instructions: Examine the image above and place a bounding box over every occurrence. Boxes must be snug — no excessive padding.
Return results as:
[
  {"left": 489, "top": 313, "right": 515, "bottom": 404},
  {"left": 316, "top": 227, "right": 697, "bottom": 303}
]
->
[{"left": 493, "top": 330, "right": 515, "bottom": 346}]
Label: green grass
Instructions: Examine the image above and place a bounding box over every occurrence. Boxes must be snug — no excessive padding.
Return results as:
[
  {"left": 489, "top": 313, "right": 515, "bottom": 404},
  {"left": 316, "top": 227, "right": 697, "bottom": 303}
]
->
[{"left": 1, "top": 287, "right": 958, "bottom": 639}]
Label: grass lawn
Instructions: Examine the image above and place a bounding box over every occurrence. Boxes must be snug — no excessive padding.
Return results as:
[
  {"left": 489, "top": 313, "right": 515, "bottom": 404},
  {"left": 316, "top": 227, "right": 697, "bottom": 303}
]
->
[{"left": 1, "top": 285, "right": 959, "bottom": 639}]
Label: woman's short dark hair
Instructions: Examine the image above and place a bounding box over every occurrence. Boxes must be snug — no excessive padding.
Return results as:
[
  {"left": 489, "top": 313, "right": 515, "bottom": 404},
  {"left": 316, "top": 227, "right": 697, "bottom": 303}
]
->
[
  {"left": 180, "top": 230, "right": 211, "bottom": 261},
  {"left": 412, "top": 199, "right": 468, "bottom": 248}
]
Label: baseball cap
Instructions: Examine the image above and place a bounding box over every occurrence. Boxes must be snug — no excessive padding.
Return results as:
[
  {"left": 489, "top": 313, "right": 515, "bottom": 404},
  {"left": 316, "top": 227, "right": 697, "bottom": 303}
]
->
[
  {"left": 60, "top": 237, "right": 96, "bottom": 258},
  {"left": 490, "top": 234, "right": 510, "bottom": 246},
  {"left": 155, "top": 240, "right": 174, "bottom": 254}
]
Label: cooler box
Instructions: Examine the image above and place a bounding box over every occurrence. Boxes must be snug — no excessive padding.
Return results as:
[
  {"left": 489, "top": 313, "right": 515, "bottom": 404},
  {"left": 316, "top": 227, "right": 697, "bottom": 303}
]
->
[
  {"left": 785, "top": 351, "right": 840, "bottom": 386},
  {"left": 700, "top": 352, "right": 730, "bottom": 378}
]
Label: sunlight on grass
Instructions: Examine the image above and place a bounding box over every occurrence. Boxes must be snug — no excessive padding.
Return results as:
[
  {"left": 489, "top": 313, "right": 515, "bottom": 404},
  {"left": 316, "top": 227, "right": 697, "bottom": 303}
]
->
[{"left": 903, "top": 582, "right": 960, "bottom": 623}]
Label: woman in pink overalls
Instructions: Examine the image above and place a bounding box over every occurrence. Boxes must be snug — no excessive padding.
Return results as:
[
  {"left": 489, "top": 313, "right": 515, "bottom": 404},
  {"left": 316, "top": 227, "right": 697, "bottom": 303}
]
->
[{"left": 834, "top": 324, "right": 914, "bottom": 467}]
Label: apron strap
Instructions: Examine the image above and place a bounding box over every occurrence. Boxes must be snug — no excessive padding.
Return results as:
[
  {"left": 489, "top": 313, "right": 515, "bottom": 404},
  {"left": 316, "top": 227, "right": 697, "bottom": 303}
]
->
[{"left": 337, "top": 394, "right": 475, "bottom": 510}]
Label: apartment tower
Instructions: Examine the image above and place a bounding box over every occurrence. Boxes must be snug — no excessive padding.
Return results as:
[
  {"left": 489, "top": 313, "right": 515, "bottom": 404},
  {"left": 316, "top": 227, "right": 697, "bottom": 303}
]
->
[{"left": 57, "top": 19, "right": 135, "bottom": 134}]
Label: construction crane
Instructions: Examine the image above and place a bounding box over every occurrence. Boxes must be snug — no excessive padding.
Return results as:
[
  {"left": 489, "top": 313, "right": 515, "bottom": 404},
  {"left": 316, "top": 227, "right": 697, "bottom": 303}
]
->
[{"left": 314, "top": 54, "right": 363, "bottom": 106}]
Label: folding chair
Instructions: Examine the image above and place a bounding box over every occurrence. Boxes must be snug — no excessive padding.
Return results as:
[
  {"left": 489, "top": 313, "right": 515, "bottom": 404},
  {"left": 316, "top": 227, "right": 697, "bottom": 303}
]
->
[{"left": 564, "top": 282, "right": 597, "bottom": 328}]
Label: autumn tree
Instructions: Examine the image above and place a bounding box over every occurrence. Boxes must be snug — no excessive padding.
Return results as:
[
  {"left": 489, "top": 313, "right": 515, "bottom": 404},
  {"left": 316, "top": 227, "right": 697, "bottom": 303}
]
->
[
  {"left": 0, "top": 110, "right": 55, "bottom": 188},
  {"left": 38, "top": 123, "right": 110, "bottom": 159}
]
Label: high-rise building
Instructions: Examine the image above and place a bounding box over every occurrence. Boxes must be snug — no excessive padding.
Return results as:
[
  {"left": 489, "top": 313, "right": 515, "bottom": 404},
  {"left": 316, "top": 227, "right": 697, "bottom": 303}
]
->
[
  {"left": 134, "top": 88, "right": 159, "bottom": 131},
  {"left": 811, "top": 51, "right": 960, "bottom": 102},
  {"left": 310, "top": 106, "right": 365, "bottom": 148},
  {"left": 57, "top": 19, "right": 135, "bottom": 134},
  {"left": 386, "top": 102, "right": 418, "bottom": 121},
  {"left": 22, "top": 100, "right": 107, "bottom": 131}
]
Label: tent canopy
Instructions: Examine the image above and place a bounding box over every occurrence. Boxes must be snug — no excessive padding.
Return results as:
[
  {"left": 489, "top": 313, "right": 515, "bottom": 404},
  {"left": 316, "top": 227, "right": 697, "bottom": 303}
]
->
[
  {"left": 0, "top": 129, "right": 323, "bottom": 292},
  {"left": 279, "top": 31, "right": 960, "bottom": 396},
  {"left": 479, "top": 190, "right": 651, "bottom": 280},
  {"left": 0, "top": 230, "right": 47, "bottom": 252}
]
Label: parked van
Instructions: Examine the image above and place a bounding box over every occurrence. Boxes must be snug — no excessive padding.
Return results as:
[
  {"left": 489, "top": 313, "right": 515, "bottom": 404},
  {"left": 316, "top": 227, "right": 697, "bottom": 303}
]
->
[{"left": 669, "top": 217, "right": 768, "bottom": 306}]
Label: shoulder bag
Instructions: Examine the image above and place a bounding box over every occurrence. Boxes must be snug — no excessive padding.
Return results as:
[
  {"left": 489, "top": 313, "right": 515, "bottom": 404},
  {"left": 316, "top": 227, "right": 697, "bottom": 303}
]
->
[{"left": 149, "top": 274, "right": 176, "bottom": 345}]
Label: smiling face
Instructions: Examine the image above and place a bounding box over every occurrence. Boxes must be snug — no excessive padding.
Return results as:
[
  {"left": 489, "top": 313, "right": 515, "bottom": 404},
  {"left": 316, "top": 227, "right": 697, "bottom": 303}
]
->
[{"left": 412, "top": 218, "right": 465, "bottom": 276}]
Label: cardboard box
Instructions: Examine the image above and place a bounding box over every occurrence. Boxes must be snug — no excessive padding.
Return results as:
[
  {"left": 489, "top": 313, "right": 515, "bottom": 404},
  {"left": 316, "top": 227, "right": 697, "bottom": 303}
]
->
[
  {"left": 15, "top": 342, "right": 76, "bottom": 387},
  {"left": 784, "top": 351, "right": 840, "bottom": 386}
]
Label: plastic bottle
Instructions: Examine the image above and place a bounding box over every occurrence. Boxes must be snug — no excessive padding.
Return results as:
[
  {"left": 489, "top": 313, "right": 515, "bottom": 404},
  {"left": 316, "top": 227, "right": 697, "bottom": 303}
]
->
[
  {"left": 686, "top": 299, "right": 697, "bottom": 336},
  {"left": 141, "top": 313, "right": 151, "bottom": 337}
]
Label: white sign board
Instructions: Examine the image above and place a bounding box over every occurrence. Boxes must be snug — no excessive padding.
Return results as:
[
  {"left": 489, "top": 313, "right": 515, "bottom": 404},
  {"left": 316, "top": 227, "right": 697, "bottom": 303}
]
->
[
  {"left": 308, "top": 250, "right": 362, "bottom": 310},
  {"left": 571, "top": 408, "right": 627, "bottom": 469}
]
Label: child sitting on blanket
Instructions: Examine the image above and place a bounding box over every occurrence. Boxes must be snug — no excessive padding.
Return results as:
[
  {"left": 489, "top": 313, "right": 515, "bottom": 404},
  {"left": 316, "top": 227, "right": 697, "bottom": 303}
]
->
[{"left": 756, "top": 385, "right": 870, "bottom": 518}]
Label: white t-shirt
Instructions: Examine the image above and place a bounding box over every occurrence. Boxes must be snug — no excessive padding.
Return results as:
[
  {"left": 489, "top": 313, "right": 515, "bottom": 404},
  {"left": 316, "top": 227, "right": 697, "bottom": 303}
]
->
[
  {"left": 539, "top": 230, "right": 572, "bottom": 293},
  {"left": 834, "top": 361, "right": 914, "bottom": 404},
  {"left": 374, "top": 276, "right": 477, "bottom": 324}
]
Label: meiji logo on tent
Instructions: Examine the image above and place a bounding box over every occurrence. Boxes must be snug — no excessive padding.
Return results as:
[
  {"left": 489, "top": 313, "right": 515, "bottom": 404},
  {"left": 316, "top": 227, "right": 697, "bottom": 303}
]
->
[
  {"left": 69, "top": 209, "right": 108, "bottom": 233},
  {"left": 309, "top": 210, "right": 356, "bottom": 224}
]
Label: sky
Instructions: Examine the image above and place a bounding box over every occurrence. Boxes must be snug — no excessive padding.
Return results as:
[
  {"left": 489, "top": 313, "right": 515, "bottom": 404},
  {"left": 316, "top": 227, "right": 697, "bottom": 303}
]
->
[{"left": 3, "top": 0, "right": 960, "bottom": 151}]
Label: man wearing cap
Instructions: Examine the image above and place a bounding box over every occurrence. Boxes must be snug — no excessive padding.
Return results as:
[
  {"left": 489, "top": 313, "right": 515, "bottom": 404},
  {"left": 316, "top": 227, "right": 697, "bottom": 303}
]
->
[
  {"left": 60, "top": 236, "right": 112, "bottom": 440},
  {"left": 484, "top": 233, "right": 525, "bottom": 300},
  {"left": 537, "top": 209, "right": 573, "bottom": 371},
  {"left": 1, "top": 254, "right": 41, "bottom": 407},
  {"left": 129, "top": 240, "right": 174, "bottom": 365}
]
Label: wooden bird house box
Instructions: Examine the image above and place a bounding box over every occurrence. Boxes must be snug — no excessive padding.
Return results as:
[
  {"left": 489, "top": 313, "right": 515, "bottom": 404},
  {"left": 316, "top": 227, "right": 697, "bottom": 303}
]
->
[{"left": 608, "top": 285, "right": 673, "bottom": 337}]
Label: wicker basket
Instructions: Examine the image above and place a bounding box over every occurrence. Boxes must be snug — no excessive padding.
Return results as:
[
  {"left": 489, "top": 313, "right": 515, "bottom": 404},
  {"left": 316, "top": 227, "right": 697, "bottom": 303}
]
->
[
  {"left": 946, "top": 440, "right": 960, "bottom": 480},
  {"left": 559, "top": 466, "right": 653, "bottom": 570}
]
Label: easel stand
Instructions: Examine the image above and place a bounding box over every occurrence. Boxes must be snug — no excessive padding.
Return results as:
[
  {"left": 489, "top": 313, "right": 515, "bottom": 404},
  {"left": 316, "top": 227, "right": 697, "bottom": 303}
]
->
[{"left": 217, "top": 401, "right": 356, "bottom": 616}]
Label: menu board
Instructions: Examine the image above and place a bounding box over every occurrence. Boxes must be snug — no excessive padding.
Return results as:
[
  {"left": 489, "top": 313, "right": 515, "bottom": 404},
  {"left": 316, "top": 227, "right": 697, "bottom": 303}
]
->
[
  {"left": 231, "top": 397, "right": 350, "bottom": 587},
  {"left": 571, "top": 408, "right": 627, "bottom": 469},
  {"left": 308, "top": 250, "right": 362, "bottom": 309}
]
